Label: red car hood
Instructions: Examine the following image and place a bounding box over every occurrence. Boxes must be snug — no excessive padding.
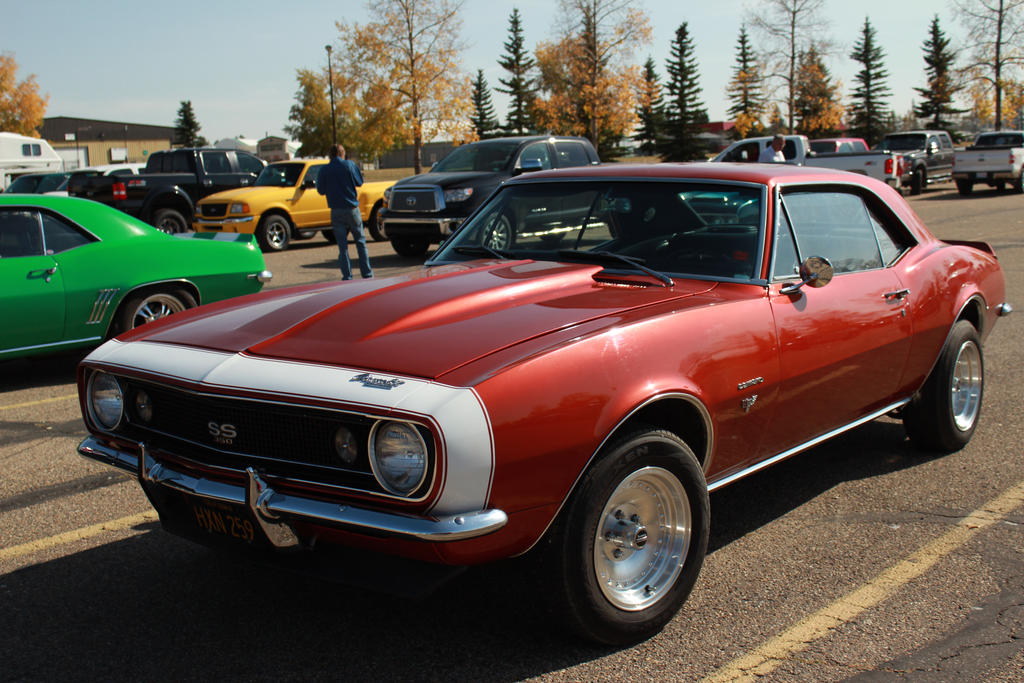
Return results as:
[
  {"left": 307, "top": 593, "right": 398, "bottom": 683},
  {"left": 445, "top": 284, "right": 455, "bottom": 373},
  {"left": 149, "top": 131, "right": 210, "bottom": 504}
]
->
[{"left": 133, "top": 261, "right": 716, "bottom": 380}]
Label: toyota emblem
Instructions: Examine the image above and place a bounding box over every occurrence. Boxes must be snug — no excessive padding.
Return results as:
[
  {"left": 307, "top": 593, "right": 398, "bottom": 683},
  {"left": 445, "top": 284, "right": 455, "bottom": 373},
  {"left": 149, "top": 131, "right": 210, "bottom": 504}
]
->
[{"left": 405, "top": 196, "right": 417, "bottom": 207}]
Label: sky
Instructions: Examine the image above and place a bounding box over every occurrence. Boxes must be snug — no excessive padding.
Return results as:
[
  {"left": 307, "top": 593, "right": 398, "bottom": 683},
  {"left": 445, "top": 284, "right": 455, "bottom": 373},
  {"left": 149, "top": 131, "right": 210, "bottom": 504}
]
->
[{"left": 4, "top": 0, "right": 970, "bottom": 143}]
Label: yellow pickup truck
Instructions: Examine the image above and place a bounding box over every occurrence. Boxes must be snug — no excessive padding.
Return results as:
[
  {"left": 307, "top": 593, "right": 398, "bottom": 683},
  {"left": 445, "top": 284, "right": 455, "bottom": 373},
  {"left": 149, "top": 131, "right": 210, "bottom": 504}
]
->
[{"left": 193, "top": 159, "right": 393, "bottom": 251}]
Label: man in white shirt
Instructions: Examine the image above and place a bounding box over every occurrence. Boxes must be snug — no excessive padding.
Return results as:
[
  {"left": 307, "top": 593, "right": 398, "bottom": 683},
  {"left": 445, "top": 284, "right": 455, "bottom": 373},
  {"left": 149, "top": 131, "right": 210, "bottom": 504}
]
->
[{"left": 758, "top": 134, "right": 787, "bottom": 163}]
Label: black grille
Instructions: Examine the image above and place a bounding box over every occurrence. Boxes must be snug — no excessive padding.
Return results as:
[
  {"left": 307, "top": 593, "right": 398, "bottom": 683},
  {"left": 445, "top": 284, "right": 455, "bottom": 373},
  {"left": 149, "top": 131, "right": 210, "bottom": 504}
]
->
[
  {"left": 200, "top": 203, "right": 228, "bottom": 218},
  {"left": 389, "top": 188, "right": 440, "bottom": 212},
  {"left": 115, "top": 379, "right": 433, "bottom": 496}
]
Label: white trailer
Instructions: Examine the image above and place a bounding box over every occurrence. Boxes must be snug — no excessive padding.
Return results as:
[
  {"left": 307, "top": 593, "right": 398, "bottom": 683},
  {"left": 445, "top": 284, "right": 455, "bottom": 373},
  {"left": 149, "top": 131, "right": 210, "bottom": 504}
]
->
[{"left": 0, "top": 132, "right": 63, "bottom": 190}]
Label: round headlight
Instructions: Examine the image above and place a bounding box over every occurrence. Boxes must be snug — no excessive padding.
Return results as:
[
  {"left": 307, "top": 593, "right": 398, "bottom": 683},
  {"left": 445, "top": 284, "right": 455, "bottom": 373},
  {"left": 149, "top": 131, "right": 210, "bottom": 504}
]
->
[
  {"left": 134, "top": 389, "right": 153, "bottom": 423},
  {"left": 333, "top": 426, "right": 359, "bottom": 465},
  {"left": 370, "top": 421, "right": 428, "bottom": 496},
  {"left": 89, "top": 372, "right": 124, "bottom": 430}
]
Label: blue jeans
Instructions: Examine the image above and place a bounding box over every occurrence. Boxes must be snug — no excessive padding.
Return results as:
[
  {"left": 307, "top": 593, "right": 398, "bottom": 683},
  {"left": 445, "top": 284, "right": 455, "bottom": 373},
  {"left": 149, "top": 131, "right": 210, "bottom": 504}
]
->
[{"left": 331, "top": 206, "right": 372, "bottom": 280}]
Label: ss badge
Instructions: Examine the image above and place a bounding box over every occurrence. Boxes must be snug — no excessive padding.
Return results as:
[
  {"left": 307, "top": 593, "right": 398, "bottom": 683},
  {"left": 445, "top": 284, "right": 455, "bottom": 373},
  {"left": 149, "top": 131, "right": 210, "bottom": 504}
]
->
[{"left": 208, "top": 421, "right": 237, "bottom": 445}]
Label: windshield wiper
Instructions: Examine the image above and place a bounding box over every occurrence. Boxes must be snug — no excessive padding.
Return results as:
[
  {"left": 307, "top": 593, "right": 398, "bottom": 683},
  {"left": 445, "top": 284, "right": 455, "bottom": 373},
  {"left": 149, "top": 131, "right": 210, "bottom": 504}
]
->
[
  {"left": 557, "top": 249, "right": 674, "bottom": 288},
  {"left": 454, "top": 245, "right": 514, "bottom": 260}
]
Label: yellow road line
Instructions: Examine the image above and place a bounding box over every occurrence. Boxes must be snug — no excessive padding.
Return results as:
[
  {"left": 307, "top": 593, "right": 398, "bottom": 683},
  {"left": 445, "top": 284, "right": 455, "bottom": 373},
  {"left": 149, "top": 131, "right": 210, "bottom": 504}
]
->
[
  {"left": 704, "top": 479, "right": 1024, "bottom": 682},
  {"left": 0, "top": 393, "right": 78, "bottom": 411},
  {"left": 0, "top": 510, "right": 158, "bottom": 562}
]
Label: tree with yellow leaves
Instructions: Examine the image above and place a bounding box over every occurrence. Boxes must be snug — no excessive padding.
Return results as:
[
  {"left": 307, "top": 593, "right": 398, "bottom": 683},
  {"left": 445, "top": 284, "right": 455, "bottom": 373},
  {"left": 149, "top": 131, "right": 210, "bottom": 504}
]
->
[
  {"left": 794, "top": 45, "right": 844, "bottom": 138},
  {"left": 332, "top": 0, "right": 473, "bottom": 174},
  {"left": 533, "top": 0, "right": 651, "bottom": 158},
  {"left": 0, "top": 53, "right": 48, "bottom": 136}
]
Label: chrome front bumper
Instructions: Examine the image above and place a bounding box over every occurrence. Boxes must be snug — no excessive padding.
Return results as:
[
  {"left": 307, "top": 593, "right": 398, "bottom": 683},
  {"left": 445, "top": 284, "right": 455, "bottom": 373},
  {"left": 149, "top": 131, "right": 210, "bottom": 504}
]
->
[{"left": 78, "top": 436, "right": 508, "bottom": 549}]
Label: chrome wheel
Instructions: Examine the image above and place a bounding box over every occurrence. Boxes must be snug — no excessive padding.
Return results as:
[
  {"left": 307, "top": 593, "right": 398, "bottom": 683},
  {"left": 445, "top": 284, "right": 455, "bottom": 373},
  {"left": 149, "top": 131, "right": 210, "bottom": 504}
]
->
[
  {"left": 593, "top": 466, "right": 690, "bottom": 611},
  {"left": 483, "top": 214, "right": 513, "bottom": 251},
  {"left": 951, "top": 340, "right": 982, "bottom": 431},
  {"left": 129, "top": 293, "right": 188, "bottom": 327}
]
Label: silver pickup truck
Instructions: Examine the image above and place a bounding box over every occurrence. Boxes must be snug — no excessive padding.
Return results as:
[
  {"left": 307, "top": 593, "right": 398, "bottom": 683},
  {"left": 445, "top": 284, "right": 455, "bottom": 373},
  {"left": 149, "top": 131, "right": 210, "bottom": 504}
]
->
[
  {"left": 712, "top": 135, "right": 903, "bottom": 190},
  {"left": 952, "top": 131, "right": 1024, "bottom": 195}
]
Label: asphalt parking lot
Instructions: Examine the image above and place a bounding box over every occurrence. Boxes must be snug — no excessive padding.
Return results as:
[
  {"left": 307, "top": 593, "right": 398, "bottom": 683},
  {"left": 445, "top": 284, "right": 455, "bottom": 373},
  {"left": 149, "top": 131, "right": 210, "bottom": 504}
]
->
[{"left": 2, "top": 183, "right": 1022, "bottom": 681}]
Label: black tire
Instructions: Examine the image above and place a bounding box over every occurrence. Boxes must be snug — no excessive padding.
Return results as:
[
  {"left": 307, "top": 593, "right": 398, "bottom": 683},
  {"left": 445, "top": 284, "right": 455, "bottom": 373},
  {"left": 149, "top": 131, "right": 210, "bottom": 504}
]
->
[
  {"left": 994, "top": 180, "right": 1007, "bottom": 192},
  {"left": 322, "top": 229, "right": 337, "bottom": 244},
  {"left": 1014, "top": 174, "right": 1024, "bottom": 194},
  {"left": 257, "top": 214, "right": 291, "bottom": 252},
  {"left": 115, "top": 288, "right": 196, "bottom": 334},
  {"left": 367, "top": 201, "right": 386, "bottom": 242},
  {"left": 909, "top": 168, "right": 925, "bottom": 195},
  {"left": 152, "top": 208, "right": 189, "bottom": 234},
  {"left": 903, "top": 320, "right": 983, "bottom": 453},
  {"left": 390, "top": 236, "right": 430, "bottom": 258},
  {"left": 955, "top": 179, "right": 973, "bottom": 195},
  {"left": 539, "top": 427, "right": 709, "bottom": 645}
]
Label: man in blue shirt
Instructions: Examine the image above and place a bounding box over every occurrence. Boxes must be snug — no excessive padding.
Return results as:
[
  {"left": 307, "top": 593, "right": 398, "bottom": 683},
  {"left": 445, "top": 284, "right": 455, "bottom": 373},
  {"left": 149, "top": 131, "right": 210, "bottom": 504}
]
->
[{"left": 316, "top": 144, "right": 373, "bottom": 280}]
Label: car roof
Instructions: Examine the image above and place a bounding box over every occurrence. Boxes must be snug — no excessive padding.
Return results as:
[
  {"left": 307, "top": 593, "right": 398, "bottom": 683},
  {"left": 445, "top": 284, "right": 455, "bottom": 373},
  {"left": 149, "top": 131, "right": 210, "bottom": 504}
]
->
[{"left": 506, "top": 162, "right": 879, "bottom": 186}]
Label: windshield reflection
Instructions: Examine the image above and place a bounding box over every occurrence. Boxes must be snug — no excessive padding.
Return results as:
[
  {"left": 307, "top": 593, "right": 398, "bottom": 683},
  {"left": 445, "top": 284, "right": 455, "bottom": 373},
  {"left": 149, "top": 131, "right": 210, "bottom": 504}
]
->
[{"left": 432, "top": 181, "right": 764, "bottom": 281}]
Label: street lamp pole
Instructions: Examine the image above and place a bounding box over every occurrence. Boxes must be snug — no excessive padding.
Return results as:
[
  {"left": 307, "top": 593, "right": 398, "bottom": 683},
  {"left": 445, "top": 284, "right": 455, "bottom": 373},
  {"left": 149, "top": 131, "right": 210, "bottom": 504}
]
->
[{"left": 325, "top": 44, "right": 336, "bottom": 148}]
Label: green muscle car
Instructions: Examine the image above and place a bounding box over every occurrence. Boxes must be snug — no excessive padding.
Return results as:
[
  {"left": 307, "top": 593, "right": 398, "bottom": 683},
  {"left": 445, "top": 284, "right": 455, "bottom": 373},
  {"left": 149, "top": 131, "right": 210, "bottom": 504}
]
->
[{"left": 0, "top": 194, "right": 271, "bottom": 360}]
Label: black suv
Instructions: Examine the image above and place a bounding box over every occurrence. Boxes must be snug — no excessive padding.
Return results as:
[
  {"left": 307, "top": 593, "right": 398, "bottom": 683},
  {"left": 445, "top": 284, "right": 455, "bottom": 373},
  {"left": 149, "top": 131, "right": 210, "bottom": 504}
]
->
[
  {"left": 877, "top": 130, "right": 954, "bottom": 195},
  {"left": 381, "top": 136, "right": 599, "bottom": 257}
]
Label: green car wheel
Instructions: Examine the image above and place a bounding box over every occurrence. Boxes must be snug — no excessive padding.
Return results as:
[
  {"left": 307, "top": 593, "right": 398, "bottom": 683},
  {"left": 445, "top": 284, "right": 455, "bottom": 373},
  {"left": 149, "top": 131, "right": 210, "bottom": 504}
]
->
[{"left": 117, "top": 289, "right": 197, "bottom": 333}]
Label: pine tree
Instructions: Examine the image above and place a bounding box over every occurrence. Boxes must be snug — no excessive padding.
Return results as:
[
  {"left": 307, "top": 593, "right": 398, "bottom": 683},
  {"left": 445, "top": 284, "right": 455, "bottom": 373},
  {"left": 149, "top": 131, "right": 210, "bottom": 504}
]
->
[
  {"left": 658, "top": 22, "right": 708, "bottom": 162},
  {"left": 633, "top": 58, "right": 664, "bottom": 155},
  {"left": 470, "top": 69, "right": 500, "bottom": 139},
  {"left": 848, "top": 18, "right": 891, "bottom": 146},
  {"left": 174, "top": 100, "right": 207, "bottom": 147},
  {"left": 726, "top": 26, "right": 766, "bottom": 139},
  {"left": 496, "top": 8, "right": 537, "bottom": 134},
  {"left": 914, "top": 15, "right": 964, "bottom": 129},
  {"left": 794, "top": 46, "right": 844, "bottom": 138}
]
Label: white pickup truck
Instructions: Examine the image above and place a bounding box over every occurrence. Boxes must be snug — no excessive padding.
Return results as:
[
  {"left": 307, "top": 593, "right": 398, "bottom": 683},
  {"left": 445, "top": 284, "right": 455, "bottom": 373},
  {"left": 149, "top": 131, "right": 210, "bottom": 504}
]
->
[
  {"left": 952, "top": 130, "right": 1024, "bottom": 194},
  {"left": 712, "top": 135, "right": 903, "bottom": 189}
]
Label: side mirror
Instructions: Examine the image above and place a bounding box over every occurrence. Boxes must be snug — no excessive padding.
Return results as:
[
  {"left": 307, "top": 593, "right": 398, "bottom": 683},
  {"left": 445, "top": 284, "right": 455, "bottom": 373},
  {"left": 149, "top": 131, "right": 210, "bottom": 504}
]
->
[
  {"left": 780, "top": 256, "right": 834, "bottom": 295},
  {"left": 513, "top": 158, "right": 544, "bottom": 176}
]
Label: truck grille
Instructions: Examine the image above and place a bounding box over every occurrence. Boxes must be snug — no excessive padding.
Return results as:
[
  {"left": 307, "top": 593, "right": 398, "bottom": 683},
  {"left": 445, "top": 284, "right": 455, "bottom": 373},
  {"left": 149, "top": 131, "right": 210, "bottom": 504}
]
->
[
  {"left": 388, "top": 186, "right": 443, "bottom": 213},
  {"left": 114, "top": 378, "right": 433, "bottom": 496},
  {"left": 200, "top": 203, "right": 228, "bottom": 218}
]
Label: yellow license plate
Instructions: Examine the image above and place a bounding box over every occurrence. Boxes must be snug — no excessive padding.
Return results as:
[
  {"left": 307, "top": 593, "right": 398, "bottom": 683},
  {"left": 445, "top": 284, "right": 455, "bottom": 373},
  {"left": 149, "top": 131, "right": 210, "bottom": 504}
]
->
[{"left": 191, "top": 500, "right": 256, "bottom": 543}]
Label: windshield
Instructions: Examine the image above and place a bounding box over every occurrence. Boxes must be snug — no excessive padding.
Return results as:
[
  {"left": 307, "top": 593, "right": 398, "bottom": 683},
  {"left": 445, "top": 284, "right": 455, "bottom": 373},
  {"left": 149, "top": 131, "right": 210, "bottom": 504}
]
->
[
  {"left": 432, "top": 180, "right": 763, "bottom": 281},
  {"left": 879, "top": 134, "right": 927, "bottom": 152},
  {"left": 255, "top": 163, "right": 307, "bottom": 187},
  {"left": 432, "top": 140, "right": 521, "bottom": 173}
]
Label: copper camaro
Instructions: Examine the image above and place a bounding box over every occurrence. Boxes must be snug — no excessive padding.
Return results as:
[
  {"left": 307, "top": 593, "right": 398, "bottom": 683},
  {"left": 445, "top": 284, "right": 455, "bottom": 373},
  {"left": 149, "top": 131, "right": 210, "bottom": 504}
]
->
[{"left": 77, "top": 164, "right": 1010, "bottom": 644}]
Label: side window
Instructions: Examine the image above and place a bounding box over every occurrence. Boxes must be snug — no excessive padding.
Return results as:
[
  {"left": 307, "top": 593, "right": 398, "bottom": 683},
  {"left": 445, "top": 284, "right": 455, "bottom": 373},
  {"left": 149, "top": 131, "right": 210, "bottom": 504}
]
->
[
  {"left": 170, "top": 151, "right": 194, "bottom": 173},
  {"left": 867, "top": 204, "right": 914, "bottom": 265},
  {"left": 200, "top": 151, "right": 231, "bottom": 174},
  {"left": 0, "top": 209, "right": 44, "bottom": 258},
  {"left": 781, "top": 191, "right": 883, "bottom": 274},
  {"left": 554, "top": 141, "right": 590, "bottom": 167},
  {"left": 927, "top": 135, "right": 939, "bottom": 152},
  {"left": 725, "top": 142, "right": 760, "bottom": 162},
  {"left": 782, "top": 139, "right": 798, "bottom": 160},
  {"left": 772, "top": 206, "right": 800, "bottom": 279},
  {"left": 41, "top": 212, "right": 92, "bottom": 254},
  {"left": 303, "top": 165, "right": 322, "bottom": 184},
  {"left": 144, "top": 154, "right": 165, "bottom": 173},
  {"left": 21, "top": 144, "right": 41, "bottom": 157},
  {"left": 518, "top": 142, "right": 552, "bottom": 170},
  {"left": 237, "top": 152, "right": 265, "bottom": 175},
  {"left": 939, "top": 133, "right": 953, "bottom": 150}
]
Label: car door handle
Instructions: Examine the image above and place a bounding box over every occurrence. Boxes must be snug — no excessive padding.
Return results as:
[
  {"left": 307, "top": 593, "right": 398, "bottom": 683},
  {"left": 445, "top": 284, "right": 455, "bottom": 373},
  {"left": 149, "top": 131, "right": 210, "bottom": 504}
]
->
[
  {"left": 883, "top": 288, "right": 910, "bottom": 301},
  {"left": 28, "top": 266, "right": 58, "bottom": 283}
]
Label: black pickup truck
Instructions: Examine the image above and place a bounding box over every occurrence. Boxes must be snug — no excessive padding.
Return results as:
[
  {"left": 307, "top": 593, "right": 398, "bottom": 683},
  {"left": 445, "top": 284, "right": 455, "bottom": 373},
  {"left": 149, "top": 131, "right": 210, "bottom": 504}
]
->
[
  {"left": 67, "top": 148, "right": 266, "bottom": 233},
  {"left": 380, "top": 136, "right": 600, "bottom": 257}
]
